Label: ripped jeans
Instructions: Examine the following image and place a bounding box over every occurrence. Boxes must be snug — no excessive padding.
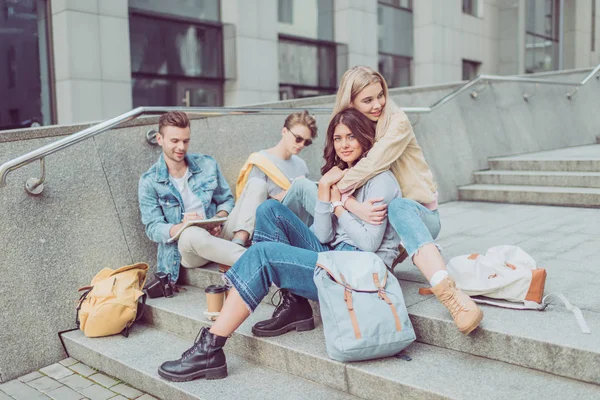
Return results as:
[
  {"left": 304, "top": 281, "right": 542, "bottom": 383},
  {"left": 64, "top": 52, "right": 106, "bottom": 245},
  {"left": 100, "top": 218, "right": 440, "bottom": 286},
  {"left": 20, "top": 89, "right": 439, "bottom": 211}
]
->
[
  {"left": 224, "top": 200, "right": 359, "bottom": 311},
  {"left": 387, "top": 198, "right": 441, "bottom": 258}
]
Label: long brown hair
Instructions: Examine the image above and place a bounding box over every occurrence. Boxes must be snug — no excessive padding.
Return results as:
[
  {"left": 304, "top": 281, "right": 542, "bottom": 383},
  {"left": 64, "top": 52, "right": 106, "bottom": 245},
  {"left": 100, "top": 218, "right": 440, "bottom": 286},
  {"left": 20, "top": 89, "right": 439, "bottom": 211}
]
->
[{"left": 321, "top": 108, "right": 375, "bottom": 175}]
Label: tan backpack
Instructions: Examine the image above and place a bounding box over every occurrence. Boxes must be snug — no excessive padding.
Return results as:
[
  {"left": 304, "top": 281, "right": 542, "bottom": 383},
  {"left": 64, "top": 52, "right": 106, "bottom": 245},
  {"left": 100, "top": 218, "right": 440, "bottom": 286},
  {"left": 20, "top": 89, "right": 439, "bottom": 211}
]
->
[{"left": 77, "top": 263, "right": 148, "bottom": 338}]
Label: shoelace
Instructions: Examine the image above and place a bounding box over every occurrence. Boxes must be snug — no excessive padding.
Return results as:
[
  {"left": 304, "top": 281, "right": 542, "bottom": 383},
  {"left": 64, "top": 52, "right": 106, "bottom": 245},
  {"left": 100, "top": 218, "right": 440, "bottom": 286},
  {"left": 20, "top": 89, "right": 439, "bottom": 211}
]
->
[
  {"left": 181, "top": 329, "right": 205, "bottom": 359},
  {"left": 269, "top": 289, "right": 291, "bottom": 319},
  {"left": 444, "top": 290, "right": 466, "bottom": 318}
]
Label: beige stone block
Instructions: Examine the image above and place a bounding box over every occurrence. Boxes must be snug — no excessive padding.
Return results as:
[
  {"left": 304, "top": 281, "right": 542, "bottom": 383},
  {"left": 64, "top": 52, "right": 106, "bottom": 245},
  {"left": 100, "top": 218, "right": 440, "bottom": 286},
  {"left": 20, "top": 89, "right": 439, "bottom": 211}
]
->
[{"left": 99, "top": 16, "right": 131, "bottom": 82}]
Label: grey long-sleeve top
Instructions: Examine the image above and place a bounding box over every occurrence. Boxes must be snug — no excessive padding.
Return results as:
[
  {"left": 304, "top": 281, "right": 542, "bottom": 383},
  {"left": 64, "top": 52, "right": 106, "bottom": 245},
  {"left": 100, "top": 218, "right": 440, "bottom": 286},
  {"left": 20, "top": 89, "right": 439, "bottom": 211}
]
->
[{"left": 312, "top": 171, "right": 402, "bottom": 267}]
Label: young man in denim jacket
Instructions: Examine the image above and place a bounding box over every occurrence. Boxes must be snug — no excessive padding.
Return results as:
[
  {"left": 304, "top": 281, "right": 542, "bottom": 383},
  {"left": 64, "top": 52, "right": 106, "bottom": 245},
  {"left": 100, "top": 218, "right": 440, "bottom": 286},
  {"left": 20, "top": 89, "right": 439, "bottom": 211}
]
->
[{"left": 138, "top": 111, "right": 251, "bottom": 284}]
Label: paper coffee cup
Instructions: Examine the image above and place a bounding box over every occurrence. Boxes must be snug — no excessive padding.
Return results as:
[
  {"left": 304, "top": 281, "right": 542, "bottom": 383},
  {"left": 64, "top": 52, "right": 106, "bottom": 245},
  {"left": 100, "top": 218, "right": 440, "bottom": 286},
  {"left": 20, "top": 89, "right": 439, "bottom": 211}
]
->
[{"left": 205, "top": 285, "right": 226, "bottom": 313}]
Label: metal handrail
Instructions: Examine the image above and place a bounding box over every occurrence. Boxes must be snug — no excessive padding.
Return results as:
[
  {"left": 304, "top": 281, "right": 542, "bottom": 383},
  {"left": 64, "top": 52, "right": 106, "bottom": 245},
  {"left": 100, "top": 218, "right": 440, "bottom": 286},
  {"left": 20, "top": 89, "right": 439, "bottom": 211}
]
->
[{"left": 1, "top": 65, "right": 599, "bottom": 195}]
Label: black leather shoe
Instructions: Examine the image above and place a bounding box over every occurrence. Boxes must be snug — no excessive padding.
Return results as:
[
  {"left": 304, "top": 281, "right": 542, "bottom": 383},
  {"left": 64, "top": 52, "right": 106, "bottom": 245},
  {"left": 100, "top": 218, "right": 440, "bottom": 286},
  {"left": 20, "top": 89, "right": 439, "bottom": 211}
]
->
[
  {"left": 252, "top": 289, "right": 315, "bottom": 337},
  {"left": 158, "top": 327, "right": 228, "bottom": 381}
]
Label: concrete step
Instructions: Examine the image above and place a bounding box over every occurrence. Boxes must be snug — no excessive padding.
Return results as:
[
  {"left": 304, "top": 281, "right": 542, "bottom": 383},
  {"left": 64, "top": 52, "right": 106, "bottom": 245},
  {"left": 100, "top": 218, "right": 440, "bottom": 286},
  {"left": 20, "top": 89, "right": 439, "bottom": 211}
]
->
[
  {"left": 179, "top": 265, "right": 322, "bottom": 316},
  {"left": 142, "top": 285, "right": 600, "bottom": 389},
  {"left": 458, "top": 184, "right": 600, "bottom": 207},
  {"left": 61, "top": 324, "right": 600, "bottom": 400},
  {"left": 488, "top": 145, "right": 600, "bottom": 172},
  {"left": 62, "top": 325, "right": 359, "bottom": 400},
  {"left": 473, "top": 170, "right": 600, "bottom": 188},
  {"left": 488, "top": 158, "right": 600, "bottom": 172}
]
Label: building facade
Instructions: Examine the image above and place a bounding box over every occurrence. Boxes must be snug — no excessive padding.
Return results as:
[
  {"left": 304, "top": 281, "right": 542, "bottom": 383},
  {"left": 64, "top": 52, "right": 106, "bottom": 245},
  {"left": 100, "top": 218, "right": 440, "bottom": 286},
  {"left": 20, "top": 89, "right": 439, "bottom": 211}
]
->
[{"left": 1, "top": 0, "right": 599, "bottom": 129}]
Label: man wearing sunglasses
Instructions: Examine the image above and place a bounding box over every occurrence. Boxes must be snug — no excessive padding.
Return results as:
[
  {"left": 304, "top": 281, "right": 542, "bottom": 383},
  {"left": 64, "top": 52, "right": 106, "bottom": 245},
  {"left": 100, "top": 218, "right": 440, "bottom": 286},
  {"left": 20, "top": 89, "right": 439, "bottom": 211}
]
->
[{"left": 235, "top": 111, "right": 319, "bottom": 238}]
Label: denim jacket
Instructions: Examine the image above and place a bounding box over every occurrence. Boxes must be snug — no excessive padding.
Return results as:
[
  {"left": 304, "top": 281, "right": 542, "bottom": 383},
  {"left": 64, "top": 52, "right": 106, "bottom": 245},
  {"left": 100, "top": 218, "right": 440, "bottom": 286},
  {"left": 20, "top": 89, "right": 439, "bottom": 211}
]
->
[{"left": 138, "top": 153, "right": 234, "bottom": 282}]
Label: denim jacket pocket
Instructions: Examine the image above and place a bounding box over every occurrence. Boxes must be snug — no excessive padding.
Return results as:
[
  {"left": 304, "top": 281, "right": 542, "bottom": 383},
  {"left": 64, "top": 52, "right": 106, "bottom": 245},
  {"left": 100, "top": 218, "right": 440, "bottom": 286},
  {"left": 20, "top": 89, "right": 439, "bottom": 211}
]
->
[
  {"left": 199, "top": 178, "right": 218, "bottom": 191},
  {"left": 158, "top": 197, "right": 181, "bottom": 223}
]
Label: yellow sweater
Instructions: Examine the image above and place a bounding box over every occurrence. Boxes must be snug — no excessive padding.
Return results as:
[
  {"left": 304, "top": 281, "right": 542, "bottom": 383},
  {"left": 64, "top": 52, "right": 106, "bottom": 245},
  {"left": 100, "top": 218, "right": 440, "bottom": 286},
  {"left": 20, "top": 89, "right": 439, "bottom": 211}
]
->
[
  {"left": 337, "top": 110, "right": 438, "bottom": 206},
  {"left": 236, "top": 152, "right": 291, "bottom": 199}
]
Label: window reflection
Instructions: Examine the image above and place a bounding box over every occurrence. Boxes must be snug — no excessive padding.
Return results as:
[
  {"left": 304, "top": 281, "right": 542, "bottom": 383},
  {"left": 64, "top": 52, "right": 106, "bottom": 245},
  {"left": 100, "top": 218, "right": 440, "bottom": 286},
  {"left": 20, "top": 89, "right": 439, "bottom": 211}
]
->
[
  {"left": 129, "top": 10, "right": 224, "bottom": 107},
  {"left": 378, "top": 2, "right": 413, "bottom": 87},
  {"left": 525, "top": 0, "right": 559, "bottom": 73},
  {"left": 278, "top": 38, "right": 337, "bottom": 99},
  {"left": 129, "top": 0, "right": 220, "bottom": 22},
  {"left": 0, "top": 0, "right": 52, "bottom": 131},
  {"left": 277, "top": 0, "right": 336, "bottom": 100}
]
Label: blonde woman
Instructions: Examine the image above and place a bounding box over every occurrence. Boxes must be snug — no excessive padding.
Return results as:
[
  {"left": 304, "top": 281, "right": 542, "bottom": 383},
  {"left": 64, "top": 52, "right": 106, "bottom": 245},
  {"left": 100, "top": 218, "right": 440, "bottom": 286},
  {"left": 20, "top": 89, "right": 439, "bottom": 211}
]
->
[{"left": 331, "top": 66, "right": 483, "bottom": 335}]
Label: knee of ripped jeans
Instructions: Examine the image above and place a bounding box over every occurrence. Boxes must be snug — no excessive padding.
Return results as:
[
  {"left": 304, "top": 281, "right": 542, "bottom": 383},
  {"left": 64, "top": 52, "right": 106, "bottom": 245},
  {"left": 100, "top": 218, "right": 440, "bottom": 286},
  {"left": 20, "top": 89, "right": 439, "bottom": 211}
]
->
[{"left": 410, "top": 241, "right": 444, "bottom": 262}]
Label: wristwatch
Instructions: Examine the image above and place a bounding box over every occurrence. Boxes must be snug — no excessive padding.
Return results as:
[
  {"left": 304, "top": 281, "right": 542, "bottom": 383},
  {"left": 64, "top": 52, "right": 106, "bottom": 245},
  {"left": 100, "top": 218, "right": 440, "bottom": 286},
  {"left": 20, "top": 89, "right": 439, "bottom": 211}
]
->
[{"left": 330, "top": 201, "right": 344, "bottom": 213}]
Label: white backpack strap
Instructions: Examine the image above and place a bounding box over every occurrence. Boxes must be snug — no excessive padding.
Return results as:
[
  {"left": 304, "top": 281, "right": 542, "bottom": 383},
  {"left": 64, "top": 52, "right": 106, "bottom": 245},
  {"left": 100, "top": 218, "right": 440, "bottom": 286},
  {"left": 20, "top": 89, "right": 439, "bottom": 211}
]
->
[
  {"left": 471, "top": 297, "right": 545, "bottom": 310},
  {"left": 542, "top": 293, "right": 591, "bottom": 334}
]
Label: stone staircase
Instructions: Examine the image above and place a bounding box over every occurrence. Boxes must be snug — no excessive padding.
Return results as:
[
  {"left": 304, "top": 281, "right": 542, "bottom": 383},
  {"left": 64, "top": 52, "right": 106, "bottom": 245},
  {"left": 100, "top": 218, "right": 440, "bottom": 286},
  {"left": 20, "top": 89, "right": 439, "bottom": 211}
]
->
[
  {"left": 61, "top": 260, "right": 600, "bottom": 400},
  {"left": 459, "top": 145, "right": 600, "bottom": 207}
]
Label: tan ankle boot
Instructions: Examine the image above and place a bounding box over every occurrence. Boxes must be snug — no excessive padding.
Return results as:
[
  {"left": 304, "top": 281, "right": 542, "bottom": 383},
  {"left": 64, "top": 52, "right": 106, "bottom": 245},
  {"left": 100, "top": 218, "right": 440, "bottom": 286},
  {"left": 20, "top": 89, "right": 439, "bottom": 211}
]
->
[{"left": 430, "top": 277, "right": 483, "bottom": 335}]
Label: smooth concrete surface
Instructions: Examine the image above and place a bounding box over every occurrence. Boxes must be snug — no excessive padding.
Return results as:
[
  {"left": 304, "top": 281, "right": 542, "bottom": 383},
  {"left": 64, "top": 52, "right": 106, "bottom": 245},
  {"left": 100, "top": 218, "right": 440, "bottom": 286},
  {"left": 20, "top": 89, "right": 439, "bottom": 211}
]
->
[
  {"left": 473, "top": 170, "right": 600, "bottom": 188},
  {"left": 458, "top": 184, "right": 600, "bottom": 207},
  {"left": 1, "top": 68, "right": 599, "bottom": 382},
  {"left": 488, "top": 144, "right": 600, "bottom": 171},
  {"left": 70, "top": 285, "right": 600, "bottom": 400},
  {"left": 144, "top": 261, "right": 600, "bottom": 388},
  {"left": 62, "top": 326, "right": 359, "bottom": 400}
]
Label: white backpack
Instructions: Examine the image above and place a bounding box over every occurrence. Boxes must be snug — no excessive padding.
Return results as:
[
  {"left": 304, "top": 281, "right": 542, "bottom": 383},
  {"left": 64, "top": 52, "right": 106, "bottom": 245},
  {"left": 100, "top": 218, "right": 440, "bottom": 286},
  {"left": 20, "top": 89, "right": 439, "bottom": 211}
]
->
[{"left": 445, "top": 245, "right": 590, "bottom": 334}]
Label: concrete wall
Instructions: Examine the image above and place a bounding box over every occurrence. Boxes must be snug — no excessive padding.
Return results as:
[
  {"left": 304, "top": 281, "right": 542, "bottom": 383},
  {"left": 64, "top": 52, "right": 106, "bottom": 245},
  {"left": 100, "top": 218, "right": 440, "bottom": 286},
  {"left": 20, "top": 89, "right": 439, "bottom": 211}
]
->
[
  {"left": 413, "top": 0, "right": 509, "bottom": 85},
  {"left": 0, "top": 68, "right": 599, "bottom": 382}
]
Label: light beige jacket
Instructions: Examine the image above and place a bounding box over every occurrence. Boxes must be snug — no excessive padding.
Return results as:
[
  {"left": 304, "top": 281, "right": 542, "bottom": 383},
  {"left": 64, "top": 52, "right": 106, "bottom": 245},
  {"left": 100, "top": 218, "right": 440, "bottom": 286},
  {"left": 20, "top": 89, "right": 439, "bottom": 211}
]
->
[{"left": 337, "top": 110, "right": 438, "bottom": 207}]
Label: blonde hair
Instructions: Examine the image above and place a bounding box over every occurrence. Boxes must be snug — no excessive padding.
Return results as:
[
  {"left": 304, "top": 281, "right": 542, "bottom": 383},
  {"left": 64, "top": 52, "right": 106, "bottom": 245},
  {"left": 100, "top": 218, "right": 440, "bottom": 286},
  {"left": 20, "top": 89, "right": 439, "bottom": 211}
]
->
[
  {"left": 332, "top": 66, "right": 401, "bottom": 138},
  {"left": 284, "top": 110, "right": 318, "bottom": 138}
]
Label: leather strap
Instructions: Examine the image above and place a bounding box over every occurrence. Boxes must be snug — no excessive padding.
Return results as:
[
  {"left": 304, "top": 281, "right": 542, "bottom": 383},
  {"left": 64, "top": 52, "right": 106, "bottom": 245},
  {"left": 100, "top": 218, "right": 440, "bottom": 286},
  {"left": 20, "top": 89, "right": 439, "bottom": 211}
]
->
[
  {"left": 419, "top": 287, "right": 433, "bottom": 295},
  {"left": 75, "top": 289, "right": 91, "bottom": 328},
  {"left": 340, "top": 273, "right": 361, "bottom": 339},
  {"left": 344, "top": 289, "right": 361, "bottom": 339},
  {"left": 374, "top": 273, "right": 401, "bottom": 332}
]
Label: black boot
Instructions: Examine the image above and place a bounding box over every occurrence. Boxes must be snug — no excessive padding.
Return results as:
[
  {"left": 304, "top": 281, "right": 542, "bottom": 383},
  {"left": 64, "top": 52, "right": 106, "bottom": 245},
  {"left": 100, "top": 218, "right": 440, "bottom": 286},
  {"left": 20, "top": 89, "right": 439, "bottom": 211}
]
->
[
  {"left": 252, "top": 289, "right": 315, "bottom": 337},
  {"left": 158, "top": 327, "right": 228, "bottom": 381}
]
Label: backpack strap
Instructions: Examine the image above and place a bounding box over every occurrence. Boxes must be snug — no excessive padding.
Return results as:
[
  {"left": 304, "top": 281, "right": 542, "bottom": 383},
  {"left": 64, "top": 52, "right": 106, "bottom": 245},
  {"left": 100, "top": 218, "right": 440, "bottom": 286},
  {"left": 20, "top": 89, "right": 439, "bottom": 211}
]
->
[
  {"left": 419, "top": 287, "right": 591, "bottom": 334},
  {"left": 373, "top": 273, "right": 402, "bottom": 332},
  {"left": 121, "top": 292, "right": 147, "bottom": 338},
  {"left": 75, "top": 289, "right": 91, "bottom": 328},
  {"left": 542, "top": 293, "right": 591, "bottom": 334},
  {"left": 340, "top": 273, "right": 361, "bottom": 339}
]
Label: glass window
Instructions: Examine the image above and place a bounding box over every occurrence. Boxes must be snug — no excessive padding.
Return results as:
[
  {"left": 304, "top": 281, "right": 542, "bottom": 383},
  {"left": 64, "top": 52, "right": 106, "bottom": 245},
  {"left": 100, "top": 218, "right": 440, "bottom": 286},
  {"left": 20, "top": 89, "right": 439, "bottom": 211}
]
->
[
  {"left": 525, "top": 0, "right": 559, "bottom": 73},
  {"left": 462, "top": 59, "right": 481, "bottom": 80},
  {"left": 278, "top": 0, "right": 333, "bottom": 41},
  {"left": 278, "top": 39, "right": 336, "bottom": 88},
  {"left": 278, "top": 0, "right": 293, "bottom": 23},
  {"left": 379, "top": 0, "right": 412, "bottom": 10},
  {"left": 129, "top": 0, "right": 219, "bottom": 22},
  {"left": 130, "top": 14, "right": 223, "bottom": 78},
  {"left": 379, "top": 54, "right": 411, "bottom": 88},
  {"left": 378, "top": 3, "right": 413, "bottom": 58},
  {"left": 129, "top": 11, "right": 224, "bottom": 107},
  {"left": 378, "top": 2, "right": 413, "bottom": 87},
  {"left": 278, "top": 38, "right": 337, "bottom": 100},
  {"left": 0, "top": 0, "right": 52, "bottom": 131},
  {"left": 592, "top": 0, "right": 596, "bottom": 52},
  {"left": 463, "top": 0, "right": 478, "bottom": 16}
]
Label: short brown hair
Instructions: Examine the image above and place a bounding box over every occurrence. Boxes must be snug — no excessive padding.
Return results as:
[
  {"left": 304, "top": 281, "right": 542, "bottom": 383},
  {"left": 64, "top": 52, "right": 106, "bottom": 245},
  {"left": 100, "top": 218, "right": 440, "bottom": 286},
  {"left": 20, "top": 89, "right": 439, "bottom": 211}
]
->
[
  {"left": 284, "top": 110, "right": 318, "bottom": 138},
  {"left": 158, "top": 111, "right": 190, "bottom": 134}
]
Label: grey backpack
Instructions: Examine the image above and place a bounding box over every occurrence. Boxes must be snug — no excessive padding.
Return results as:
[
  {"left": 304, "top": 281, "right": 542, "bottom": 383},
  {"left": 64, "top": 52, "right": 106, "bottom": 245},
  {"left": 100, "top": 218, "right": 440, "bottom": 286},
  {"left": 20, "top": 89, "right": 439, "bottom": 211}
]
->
[{"left": 313, "top": 251, "right": 416, "bottom": 362}]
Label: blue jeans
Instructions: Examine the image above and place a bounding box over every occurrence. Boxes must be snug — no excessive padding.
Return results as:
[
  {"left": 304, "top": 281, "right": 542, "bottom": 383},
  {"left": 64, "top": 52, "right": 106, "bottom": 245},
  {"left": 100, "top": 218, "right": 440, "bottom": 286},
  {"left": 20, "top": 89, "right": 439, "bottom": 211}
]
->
[
  {"left": 225, "top": 200, "right": 359, "bottom": 311},
  {"left": 281, "top": 177, "right": 317, "bottom": 226},
  {"left": 387, "top": 198, "right": 441, "bottom": 258}
]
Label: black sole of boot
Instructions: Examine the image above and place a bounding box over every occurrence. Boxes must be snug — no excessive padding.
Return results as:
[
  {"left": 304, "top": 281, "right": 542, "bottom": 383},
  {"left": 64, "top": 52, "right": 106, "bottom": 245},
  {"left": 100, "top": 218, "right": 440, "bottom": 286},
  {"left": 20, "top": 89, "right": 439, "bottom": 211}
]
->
[
  {"left": 251, "top": 317, "right": 315, "bottom": 337},
  {"left": 158, "top": 364, "right": 228, "bottom": 382}
]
